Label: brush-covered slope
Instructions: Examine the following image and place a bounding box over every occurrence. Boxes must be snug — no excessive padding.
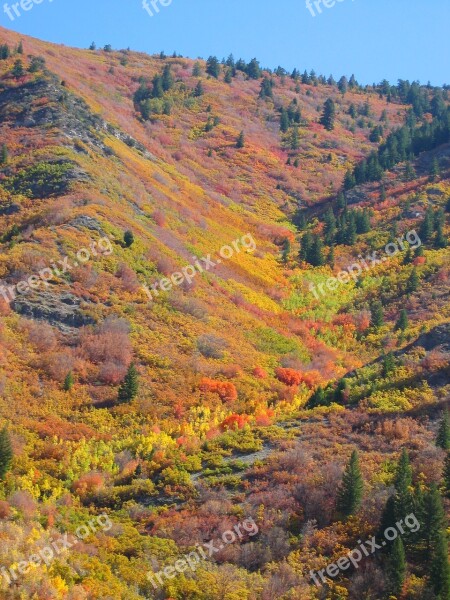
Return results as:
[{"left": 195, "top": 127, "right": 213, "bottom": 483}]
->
[{"left": 0, "top": 27, "right": 448, "bottom": 600}]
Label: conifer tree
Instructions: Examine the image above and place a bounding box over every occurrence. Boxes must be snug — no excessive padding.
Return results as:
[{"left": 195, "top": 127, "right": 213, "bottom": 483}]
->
[
  {"left": 334, "top": 379, "right": 349, "bottom": 403},
  {"left": 370, "top": 300, "right": 384, "bottom": 329},
  {"left": 406, "top": 268, "right": 419, "bottom": 293},
  {"left": 206, "top": 56, "right": 220, "bottom": 78},
  {"left": 437, "top": 409, "right": 450, "bottom": 450},
  {"left": 281, "top": 238, "right": 291, "bottom": 263},
  {"left": 118, "top": 364, "right": 139, "bottom": 404},
  {"left": 161, "top": 64, "right": 174, "bottom": 92},
  {"left": 309, "top": 235, "right": 325, "bottom": 266},
  {"left": 124, "top": 230, "right": 134, "bottom": 247},
  {"left": 422, "top": 484, "right": 446, "bottom": 555},
  {"left": 236, "top": 131, "right": 245, "bottom": 149},
  {"left": 194, "top": 80, "right": 204, "bottom": 97},
  {"left": 12, "top": 59, "right": 24, "bottom": 78},
  {"left": 0, "top": 427, "right": 13, "bottom": 480},
  {"left": 336, "top": 450, "right": 364, "bottom": 518},
  {"left": 394, "top": 448, "right": 414, "bottom": 519},
  {"left": 323, "top": 207, "right": 337, "bottom": 245},
  {"left": 387, "top": 536, "right": 406, "bottom": 597},
  {"left": 299, "top": 231, "right": 313, "bottom": 262},
  {"left": 280, "top": 108, "right": 289, "bottom": 133},
  {"left": 0, "top": 144, "right": 8, "bottom": 165},
  {"left": 192, "top": 62, "right": 202, "bottom": 77},
  {"left": 443, "top": 451, "right": 450, "bottom": 497},
  {"left": 430, "top": 531, "right": 450, "bottom": 599},
  {"left": 63, "top": 371, "right": 74, "bottom": 391},
  {"left": 320, "top": 98, "right": 336, "bottom": 131},
  {"left": 395, "top": 309, "right": 409, "bottom": 332},
  {"left": 382, "top": 352, "right": 396, "bottom": 377},
  {"left": 420, "top": 207, "right": 434, "bottom": 243},
  {"left": 16, "top": 41, "right": 23, "bottom": 54},
  {"left": 308, "top": 386, "right": 326, "bottom": 408}
]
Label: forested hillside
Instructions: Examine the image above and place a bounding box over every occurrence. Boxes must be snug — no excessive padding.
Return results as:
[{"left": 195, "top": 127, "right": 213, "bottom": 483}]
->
[{"left": 0, "top": 26, "right": 449, "bottom": 600}]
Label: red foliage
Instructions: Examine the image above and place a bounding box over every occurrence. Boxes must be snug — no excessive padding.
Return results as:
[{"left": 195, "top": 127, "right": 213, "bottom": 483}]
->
[
  {"left": 275, "top": 367, "right": 303, "bottom": 386},
  {"left": 255, "top": 408, "right": 274, "bottom": 426},
  {"left": 72, "top": 472, "right": 104, "bottom": 497},
  {"left": 253, "top": 366, "right": 267, "bottom": 379},
  {"left": 199, "top": 377, "right": 238, "bottom": 402},
  {"left": 413, "top": 256, "right": 426, "bottom": 266},
  {"left": 220, "top": 414, "right": 251, "bottom": 431},
  {"left": 0, "top": 500, "right": 11, "bottom": 518}
]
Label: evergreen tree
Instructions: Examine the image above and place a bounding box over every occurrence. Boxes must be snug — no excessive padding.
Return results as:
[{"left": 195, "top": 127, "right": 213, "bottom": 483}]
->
[
  {"left": 16, "top": 41, "right": 23, "bottom": 54},
  {"left": 382, "top": 352, "right": 396, "bottom": 377},
  {"left": 323, "top": 207, "right": 337, "bottom": 245},
  {"left": 378, "top": 495, "right": 397, "bottom": 547},
  {"left": 281, "top": 238, "right": 291, "bottom": 263},
  {"left": 370, "top": 300, "right": 384, "bottom": 328},
  {"left": 192, "top": 62, "right": 202, "bottom": 77},
  {"left": 63, "top": 371, "right": 74, "bottom": 392},
  {"left": 336, "top": 191, "right": 347, "bottom": 211},
  {"left": 0, "top": 427, "right": 13, "bottom": 480},
  {"left": 236, "top": 131, "right": 245, "bottom": 149},
  {"left": 307, "top": 386, "right": 327, "bottom": 408},
  {"left": 224, "top": 69, "right": 232, "bottom": 84},
  {"left": 194, "top": 80, "right": 204, "bottom": 97},
  {"left": 280, "top": 108, "right": 289, "bottom": 133},
  {"left": 246, "top": 58, "right": 261, "bottom": 79},
  {"left": 161, "top": 64, "right": 174, "bottom": 91},
  {"left": 430, "top": 531, "right": 450, "bottom": 599},
  {"left": 437, "top": 409, "right": 450, "bottom": 450},
  {"left": 118, "top": 364, "right": 139, "bottom": 403},
  {"left": 336, "top": 450, "right": 364, "bottom": 518},
  {"left": 12, "top": 59, "right": 24, "bottom": 78},
  {"left": 419, "top": 207, "right": 435, "bottom": 243},
  {"left": 406, "top": 268, "right": 419, "bottom": 294},
  {"left": 393, "top": 448, "right": 414, "bottom": 519},
  {"left": 338, "top": 76, "right": 348, "bottom": 94},
  {"left": 387, "top": 536, "right": 406, "bottom": 597},
  {"left": 320, "top": 98, "right": 336, "bottom": 131},
  {"left": 395, "top": 309, "right": 409, "bottom": 332},
  {"left": 430, "top": 157, "right": 441, "bottom": 181},
  {"left": 89, "top": 42, "right": 96, "bottom": 51},
  {"left": 124, "top": 230, "right": 135, "bottom": 247},
  {"left": 0, "top": 144, "right": 8, "bottom": 165},
  {"left": 344, "top": 170, "right": 356, "bottom": 190},
  {"left": 151, "top": 74, "right": 164, "bottom": 98},
  {"left": 334, "top": 379, "right": 349, "bottom": 403},
  {"left": 299, "top": 231, "right": 313, "bottom": 262},
  {"left": 443, "top": 452, "right": 450, "bottom": 497},
  {"left": 290, "top": 126, "right": 300, "bottom": 150},
  {"left": 422, "top": 484, "right": 446, "bottom": 554},
  {"left": 435, "top": 222, "right": 448, "bottom": 249},
  {"left": 206, "top": 56, "right": 220, "bottom": 78},
  {"left": 309, "top": 235, "right": 325, "bottom": 266}
]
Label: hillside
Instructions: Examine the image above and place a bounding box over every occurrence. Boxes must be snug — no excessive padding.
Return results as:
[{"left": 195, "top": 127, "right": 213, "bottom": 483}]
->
[{"left": 0, "top": 27, "right": 449, "bottom": 600}]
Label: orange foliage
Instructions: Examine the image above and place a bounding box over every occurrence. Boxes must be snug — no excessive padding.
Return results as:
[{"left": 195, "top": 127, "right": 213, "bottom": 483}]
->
[{"left": 199, "top": 377, "right": 238, "bottom": 402}]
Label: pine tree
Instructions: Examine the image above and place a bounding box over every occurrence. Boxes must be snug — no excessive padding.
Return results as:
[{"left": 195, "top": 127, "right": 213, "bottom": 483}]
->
[
  {"left": 206, "top": 56, "right": 220, "bottom": 78},
  {"left": 437, "top": 409, "right": 450, "bottom": 450},
  {"left": 430, "top": 531, "right": 450, "bottom": 599},
  {"left": 393, "top": 448, "right": 414, "bottom": 520},
  {"left": 162, "top": 64, "right": 174, "bottom": 92},
  {"left": 281, "top": 238, "right": 291, "bottom": 263},
  {"left": 16, "top": 41, "right": 23, "bottom": 55},
  {"left": 443, "top": 452, "right": 450, "bottom": 497},
  {"left": 124, "top": 230, "right": 134, "bottom": 247},
  {"left": 309, "top": 235, "right": 325, "bottom": 266},
  {"left": 236, "top": 131, "right": 245, "bottom": 149},
  {"left": 336, "top": 191, "right": 347, "bottom": 211},
  {"left": 118, "top": 364, "right": 139, "bottom": 404},
  {"left": 151, "top": 74, "right": 164, "bottom": 98},
  {"left": 336, "top": 450, "right": 364, "bottom": 518},
  {"left": 382, "top": 352, "right": 396, "bottom": 377},
  {"left": 323, "top": 207, "right": 337, "bottom": 245},
  {"left": 378, "top": 495, "right": 397, "bottom": 547},
  {"left": 224, "top": 69, "right": 232, "bottom": 84},
  {"left": 430, "top": 157, "right": 440, "bottom": 181},
  {"left": 320, "top": 98, "right": 336, "bottom": 131},
  {"left": 395, "top": 309, "right": 409, "bottom": 332},
  {"left": 259, "top": 77, "right": 273, "bottom": 99},
  {"left": 334, "top": 379, "right": 349, "bottom": 403},
  {"left": 0, "top": 427, "right": 13, "bottom": 480},
  {"left": 0, "top": 144, "right": 8, "bottom": 165},
  {"left": 406, "top": 268, "right": 419, "bottom": 294},
  {"left": 308, "top": 386, "right": 326, "bottom": 408},
  {"left": 422, "top": 484, "right": 446, "bottom": 554},
  {"left": 370, "top": 300, "right": 384, "bottom": 329},
  {"left": 89, "top": 42, "right": 96, "bottom": 51},
  {"left": 290, "top": 126, "right": 300, "bottom": 150},
  {"left": 280, "top": 108, "right": 289, "bottom": 133},
  {"left": 194, "top": 80, "right": 204, "bottom": 97},
  {"left": 246, "top": 58, "right": 261, "bottom": 79},
  {"left": 419, "top": 207, "right": 435, "bottom": 243},
  {"left": 299, "top": 231, "right": 313, "bottom": 261},
  {"left": 387, "top": 536, "right": 406, "bottom": 597},
  {"left": 12, "top": 59, "right": 24, "bottom": 78},
  {"left": 63, "top": 371, "right": 74, "bottom": 391}
]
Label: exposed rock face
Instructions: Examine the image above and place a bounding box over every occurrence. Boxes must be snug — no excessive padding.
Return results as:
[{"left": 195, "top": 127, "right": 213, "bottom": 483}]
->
[
  {"left": 12, "top": 291, "right": 95, "bottom": 332},
  {"left": 412, "top": 323, "right": 450, "bottom": 353}
]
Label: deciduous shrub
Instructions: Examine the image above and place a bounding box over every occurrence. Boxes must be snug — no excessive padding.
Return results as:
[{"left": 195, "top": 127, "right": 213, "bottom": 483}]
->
[{"left": 199, "top": 378, "right": 238, "bottom": 402}]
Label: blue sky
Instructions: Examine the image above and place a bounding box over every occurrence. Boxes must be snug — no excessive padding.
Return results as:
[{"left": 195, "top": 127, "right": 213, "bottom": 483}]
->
[{"left": 1, "top": 0, "right": 449, "bottom": 86}]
